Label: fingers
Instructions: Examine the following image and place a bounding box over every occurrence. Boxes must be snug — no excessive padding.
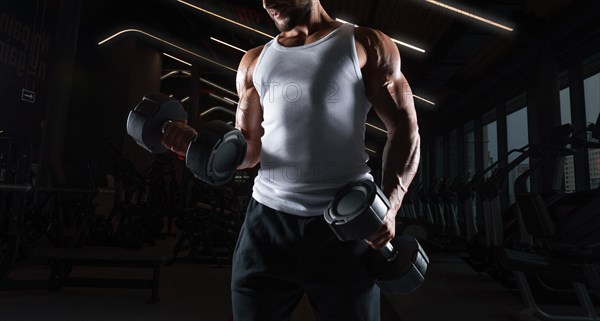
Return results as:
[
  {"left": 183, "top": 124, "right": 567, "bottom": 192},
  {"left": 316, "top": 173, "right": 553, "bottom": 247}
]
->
[
  {"left": 366, "top": 233, "right": 394, "bottom": 249},
  {"left": 365, "top": 217, "right": 396, "bottom": 250},
  {"left": 160, "top": 121, "right": 198, "bottom": 156}
]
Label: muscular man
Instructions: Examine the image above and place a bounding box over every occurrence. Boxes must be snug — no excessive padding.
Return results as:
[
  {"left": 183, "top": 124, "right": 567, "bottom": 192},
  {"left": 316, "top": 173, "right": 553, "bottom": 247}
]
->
[{"left": 164, "top": 0, "right": 420, "bottom": 320}]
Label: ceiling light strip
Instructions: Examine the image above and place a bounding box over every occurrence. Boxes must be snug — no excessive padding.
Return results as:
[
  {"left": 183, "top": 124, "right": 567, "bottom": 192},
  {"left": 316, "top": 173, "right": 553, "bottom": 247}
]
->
[
  {"left": 163, "top": 52, "right": 192, "bottom": 66},
  {"left": 161, "top": 70, "right": 192, "bottom": 80},
  {"left": 424, "top": 0, "right": 513, "bottom": 32},
  {"left": 413, "top": 95, "right": 436, "bottom": 105},
  {"left": 181, "top": 96, "right": 190, "bottom": 103},
  {"left": 335, "top": 18, "right": 426, "bottom": 53},
  {"left": 209, "top": 93, "right": 237, "bottom": 106},
  {"left": 210, "top": 37, "right": 248, "bottom": 53},
  {"left": 201, "top": 105, "right": 237, "bottom": 116},
  {"left": 365, "top": 147, "right": 377, "bottom": 154},
  {"left": 391, "top": 39, "right": 426, "bottom": 53},
  {"left": 98, "top": 29, "right": 237, "bottom": 72},
  {"left": 161, "top": 70, "right": 181, "bottom": 80},
  {"left": 223, "top": 97, "right": 239, "bottom": 105},
  {"left": 177, "top": 0, "right": 274, "bottom": 39},
  {"left": 366, "top": 122, "right": 388, "bottom": 134},
  {"left": 199, "top": 78, "right": 238, "bottom": 97},
  {"left": 335, "top": 18, "right": 358, "bottom": 27}
]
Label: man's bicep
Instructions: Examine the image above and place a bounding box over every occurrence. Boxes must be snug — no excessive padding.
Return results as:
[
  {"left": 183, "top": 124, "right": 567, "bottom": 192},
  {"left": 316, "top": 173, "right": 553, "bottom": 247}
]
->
[
  {"left": 360, "top": 29, "right": 410, "bottom": 131},
  {"left": 235, "top": 47, "right": 264, "bottom": 144},
  {"left": 235, "top": 87, "right": 263, "bottom": 144},
  {"left": 235, "top": 80, "right": 263, "bottom": 168}
]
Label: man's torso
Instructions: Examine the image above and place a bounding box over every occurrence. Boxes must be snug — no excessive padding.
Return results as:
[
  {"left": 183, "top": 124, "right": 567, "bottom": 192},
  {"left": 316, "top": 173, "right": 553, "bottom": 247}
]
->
[{"left": 249, "top": 23, "right": 374, "bottom": 217}]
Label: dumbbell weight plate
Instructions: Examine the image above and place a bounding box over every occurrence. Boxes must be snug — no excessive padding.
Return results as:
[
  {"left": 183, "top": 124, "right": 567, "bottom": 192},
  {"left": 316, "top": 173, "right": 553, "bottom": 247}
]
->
[
  {"left": 324, "top": 180, "right": 429, "bottom": 294},
  {"left": 367, "top": 235, "right": 429, "bottom": 294},
  {"left": 324, "top": 180, "right": 390, "bottom": 241},
  {"left": 186, "top": 120, "right": 247, "bottom": 186},
  {"left": 126, "top": 93, "right": 188, "bottom": 153}
]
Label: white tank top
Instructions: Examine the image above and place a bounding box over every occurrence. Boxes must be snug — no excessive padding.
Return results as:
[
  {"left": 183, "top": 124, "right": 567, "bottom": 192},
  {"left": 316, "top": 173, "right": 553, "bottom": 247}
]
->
[{"left": 252, "top": 23, "right": 373, "bottom": 217}]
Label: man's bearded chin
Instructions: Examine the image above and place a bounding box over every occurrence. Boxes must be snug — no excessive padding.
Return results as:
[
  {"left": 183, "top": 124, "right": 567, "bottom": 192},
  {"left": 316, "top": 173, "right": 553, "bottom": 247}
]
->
[
  {"left": 275, "top": 18, "right": 292, "bottom": 32},
  {"left": 275, "top": 1, "right": 313, "bottom": 32}
]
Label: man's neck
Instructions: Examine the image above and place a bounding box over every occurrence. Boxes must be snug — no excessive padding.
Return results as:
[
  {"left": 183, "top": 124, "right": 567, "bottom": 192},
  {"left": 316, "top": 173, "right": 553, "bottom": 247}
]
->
[{"left": 282, "top": 4, "right": 337, "bottom": 38}]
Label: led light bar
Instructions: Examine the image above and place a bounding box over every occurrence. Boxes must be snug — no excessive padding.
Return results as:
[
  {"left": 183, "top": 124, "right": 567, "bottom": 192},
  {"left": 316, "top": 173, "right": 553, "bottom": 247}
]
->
[
  {"left": 425, "top": 0, "right": 513, "bottom": 32},
  {"left": 365, "top": 147, "right": 377, "bottom": 154},
  {"left": 335, "top": 18, "right": 426, "bottom": 53},
  {"left": 366, "top": 122, "right": 388, "bottom": 134},
  {"left": 210, "top": 37, "right": 247, "bottom": 53},
  {"left": 163, "top": 53, "right": 192, "bottom": 66},
  {"left": 160, "top": 70, "right": 192, "bottom": 80},
  {"left": 223, "top": 97, "right": 238, "bottom": 105},
  {"left": 177, "top": 0, "right": 274, "bottom": 39},
  {"left": 391, "top": 39, "right": 426, "bottom": 54},
  {"left": 413, "top": 95, "right": 436, "bottom": 106},
  {"left": 98, "top": 29, "right": 237, "bottom": 72},
  {"left": 181, "top": 96, "right": 190, "bottom": 103},
  {"left": 201, "top": 106, "right": 236, "bottom": 116},
  {"left": 335, "top": 18, "right": 358, "bottom": 27},
  {"left": 209, "top": 93, "right": 237, "bottom": 105},
  {"left": 199, "top": 78, "right": 238, "bottom": 97},
  {"left": 161, "top": 71, "right": 181, "bottom": 80}
]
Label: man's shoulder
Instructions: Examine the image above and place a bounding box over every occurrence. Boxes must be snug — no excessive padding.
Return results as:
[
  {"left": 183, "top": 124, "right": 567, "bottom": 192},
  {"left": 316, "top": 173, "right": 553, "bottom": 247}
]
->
[
  {"left": 238, "top": 45, "right": 266, "bottom": 78},
  {"left": 247, "top": 45, "right": 265, "bottom": 58},
  {"left": 353, "top": 26, "right": 392, "bottom": 48},
  {"left": 243, "top": 45, "right": 266, "bottom": 64}
]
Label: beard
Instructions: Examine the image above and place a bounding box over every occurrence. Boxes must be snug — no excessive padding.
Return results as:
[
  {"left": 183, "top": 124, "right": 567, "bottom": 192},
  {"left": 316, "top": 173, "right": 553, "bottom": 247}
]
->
[{"left": 273, "top": 1, "right": 313, "bottom": 32}]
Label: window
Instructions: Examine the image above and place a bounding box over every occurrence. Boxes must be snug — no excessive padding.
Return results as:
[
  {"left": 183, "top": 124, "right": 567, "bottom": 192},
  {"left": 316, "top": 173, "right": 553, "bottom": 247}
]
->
[
  {"left": 559, "top": 86, "right": 576, "bottom": 192},
  {"left": 448, "top": 130, "right": 458, "bottom": 178},
  {"left": 584, "top": 72, "right": 600, "bottom": 189},
  {"left": 464, "top": 122, "right": 476, "bottom": 177},
  {"left": 506, "top": 107, "right": 529, "bottom": 203},
  {"left": 560, "top": 87, "right": 572, "bottom": 125},
  {"left": 482, "top": 120, "right": 498, "bottom": 179},
  {"left": 436, "top": 137, "right": 445, "bottom": 179}
]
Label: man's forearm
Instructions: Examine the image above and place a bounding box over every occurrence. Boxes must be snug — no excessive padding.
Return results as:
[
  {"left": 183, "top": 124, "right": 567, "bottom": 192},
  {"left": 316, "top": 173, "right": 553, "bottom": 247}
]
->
[
  {"left": 237, "top": 140, "right": 261, "bottom": 170},
  {"left": 381, "top": 125, "right": 420, "bottom": 214}
]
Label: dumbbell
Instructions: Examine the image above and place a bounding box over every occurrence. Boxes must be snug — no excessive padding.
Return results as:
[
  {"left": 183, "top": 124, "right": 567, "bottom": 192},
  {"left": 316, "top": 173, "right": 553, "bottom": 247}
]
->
[
  {"left": 324, "top": 180, "right": 429, "bottom": 294},
  {"left": 126, "top": 93, "right": 247, "bottom": 186}
]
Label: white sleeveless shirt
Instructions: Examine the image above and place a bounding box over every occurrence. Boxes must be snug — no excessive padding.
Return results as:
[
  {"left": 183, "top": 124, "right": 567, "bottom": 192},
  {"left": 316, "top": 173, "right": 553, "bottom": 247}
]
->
[{"left": 252, "top": 23, "right": 373, "bottom": 217}]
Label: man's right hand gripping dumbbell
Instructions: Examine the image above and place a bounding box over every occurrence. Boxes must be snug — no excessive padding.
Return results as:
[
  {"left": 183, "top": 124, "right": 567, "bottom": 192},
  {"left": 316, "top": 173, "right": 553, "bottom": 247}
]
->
[{"left": 126, "top": 93, "right": 247, "bottom": 186}]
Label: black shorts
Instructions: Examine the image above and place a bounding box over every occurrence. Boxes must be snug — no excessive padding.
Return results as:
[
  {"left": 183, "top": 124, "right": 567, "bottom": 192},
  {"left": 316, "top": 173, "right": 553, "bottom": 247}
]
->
[{"left": 231, "top": 198, "right": 380, "bottom": 321}]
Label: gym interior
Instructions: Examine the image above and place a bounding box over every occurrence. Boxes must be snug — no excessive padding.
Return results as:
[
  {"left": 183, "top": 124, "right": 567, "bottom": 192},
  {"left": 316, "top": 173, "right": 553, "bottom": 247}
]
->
[{"left": 1, "top": 0, "right": 600, "bottom": 320}]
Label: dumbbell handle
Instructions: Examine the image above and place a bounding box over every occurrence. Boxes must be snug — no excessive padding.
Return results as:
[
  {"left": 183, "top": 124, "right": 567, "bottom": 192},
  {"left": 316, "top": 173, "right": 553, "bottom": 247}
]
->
[
  {"left": 376, "top": 242, "right": 399, "bottom": 262},
  {"left": 360, "top": 240, "right": 398, "bottom": 261}
]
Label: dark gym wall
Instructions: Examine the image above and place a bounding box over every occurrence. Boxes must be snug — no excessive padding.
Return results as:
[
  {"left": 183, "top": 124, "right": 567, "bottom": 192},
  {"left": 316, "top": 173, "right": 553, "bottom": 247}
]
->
[
  {"left": 64, "top": 33, "right": 162, "bottom": 186},
  {"left": 0, "top": 1, "right": 59, "bottom": 141},
  {"left": 0, "top": 0, "right": 85, "bottom": 188},
  {"left": 0, "top": 0, "right": 162, "bottom": 187},
  {"left": 0, "top": 0, "right": 206, "bottom": 187}
]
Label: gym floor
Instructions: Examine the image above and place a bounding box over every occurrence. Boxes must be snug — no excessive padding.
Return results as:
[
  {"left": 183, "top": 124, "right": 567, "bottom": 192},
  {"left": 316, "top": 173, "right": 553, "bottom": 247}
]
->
[{"left": 0, "top": 241, "right": 528, "bottom": 321}]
